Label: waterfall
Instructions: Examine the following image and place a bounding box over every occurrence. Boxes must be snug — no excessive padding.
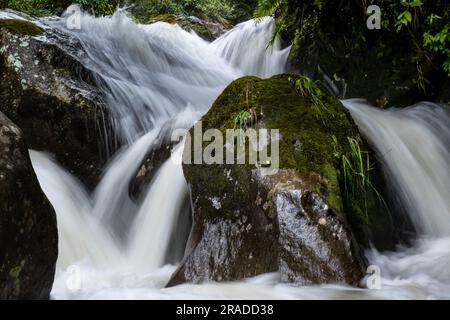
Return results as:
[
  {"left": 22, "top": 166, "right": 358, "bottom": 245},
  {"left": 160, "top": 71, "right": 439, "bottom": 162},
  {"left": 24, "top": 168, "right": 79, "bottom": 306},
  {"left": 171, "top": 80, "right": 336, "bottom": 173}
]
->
[
  {"left": 49, "top": 10, "right": 288, "bottom": 144},
  {"left": 342, "top": 99, "right": 450, "bottom": 237},
  {"left": 27, "top": 10, "right": 291, "bottom": 298},
  {"left": 210, "top": 17, "right": 291, "bottom": 78},
  {"left": 127, "top": 144, "right": 188, "bottom": 271},
  {"left": 341, "top": 99, "right": 450, "bottom": 299},
  {"left": 27, "top": 10, "right": 450, "bottom": 299}
]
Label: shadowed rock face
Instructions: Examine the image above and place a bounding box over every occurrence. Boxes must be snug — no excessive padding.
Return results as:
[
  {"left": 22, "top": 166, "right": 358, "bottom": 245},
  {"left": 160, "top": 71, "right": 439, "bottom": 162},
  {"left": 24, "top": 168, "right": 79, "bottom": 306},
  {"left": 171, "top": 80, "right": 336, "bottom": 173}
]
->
[
  {"left": 437, "top": 81, "right": 450, "bottom": 105},
  {"left": 167, "top": 75, "right": 380, "bottom": 287},
  {"left": 0, "top": 12, "right": 115, "bottom": 188},
  {"left": 0, "top": 111, "right": 57, "bottom": 299}
]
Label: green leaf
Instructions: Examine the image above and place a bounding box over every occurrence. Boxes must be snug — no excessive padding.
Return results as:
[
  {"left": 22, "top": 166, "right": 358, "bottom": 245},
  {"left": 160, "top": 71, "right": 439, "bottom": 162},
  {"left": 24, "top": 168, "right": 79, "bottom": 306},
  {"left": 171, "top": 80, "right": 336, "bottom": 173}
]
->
[
  {"left": 401, "top": 0, "right": 423, "bottom": 7},
  {"left": 408, "top": 0, "right": 423, "bottom": 8},
  {"left": 396, "top": 10, "right": 412, "bottom": 31}
]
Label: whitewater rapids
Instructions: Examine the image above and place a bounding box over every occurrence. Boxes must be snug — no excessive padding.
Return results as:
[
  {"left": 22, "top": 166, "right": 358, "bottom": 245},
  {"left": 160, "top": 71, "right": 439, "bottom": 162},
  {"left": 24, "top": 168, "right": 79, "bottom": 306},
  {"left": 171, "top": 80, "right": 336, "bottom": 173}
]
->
[{"left": 26, "top": 10, "right": 450, "bottom": 299}]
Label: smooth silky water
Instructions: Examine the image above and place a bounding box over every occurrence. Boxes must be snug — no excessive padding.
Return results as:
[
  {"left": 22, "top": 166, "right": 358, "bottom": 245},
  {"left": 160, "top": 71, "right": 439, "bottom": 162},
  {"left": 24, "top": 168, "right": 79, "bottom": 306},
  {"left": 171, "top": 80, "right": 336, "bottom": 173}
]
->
[{"left": 26, "top": 10, "right": 450, "bottom": 299}]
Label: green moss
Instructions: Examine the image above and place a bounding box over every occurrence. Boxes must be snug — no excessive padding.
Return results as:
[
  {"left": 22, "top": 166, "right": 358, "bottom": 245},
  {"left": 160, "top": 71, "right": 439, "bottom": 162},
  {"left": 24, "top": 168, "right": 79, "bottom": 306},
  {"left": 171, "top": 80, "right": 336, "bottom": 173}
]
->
[
  {"left": 150, "top": 14, "right": 178, "bottom": 24},
  {"left": 181, "top": 22, "right": 213, "bottom": 41},
  {"left": 8, "top": 259, "right": 26, "bottom": 279},
  {"left": 184, "top": 163, "right": 254, "bottom": 221},
  {"left": 203, "top": 75, "right": 355, "bottom": 161},
  {"left": 321, "top": 163, "right": 342, "bottom": 211},
  {"left": 0, "top": 19, "right": 44, "bottom": 36},
  {"left": 195, "top": 75, "right": 356, "bottom": 215},
  {"left": 183, "top": 74, "right": 394, "bottom": 247}
]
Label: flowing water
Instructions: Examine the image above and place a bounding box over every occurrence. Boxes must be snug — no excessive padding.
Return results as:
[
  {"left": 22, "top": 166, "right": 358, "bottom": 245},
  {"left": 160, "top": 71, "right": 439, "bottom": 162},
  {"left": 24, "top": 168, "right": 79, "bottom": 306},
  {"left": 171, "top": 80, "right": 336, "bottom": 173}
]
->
[{"left": 23, "top": 10, "right": 450, "bottom": 299}]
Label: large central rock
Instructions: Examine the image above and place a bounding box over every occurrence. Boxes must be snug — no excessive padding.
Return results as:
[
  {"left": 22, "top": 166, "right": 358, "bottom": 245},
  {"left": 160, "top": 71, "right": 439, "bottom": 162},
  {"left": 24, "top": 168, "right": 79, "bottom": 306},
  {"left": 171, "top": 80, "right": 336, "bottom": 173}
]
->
[{"left": 167, "top": 75, "right": 397, "bottom": 287}]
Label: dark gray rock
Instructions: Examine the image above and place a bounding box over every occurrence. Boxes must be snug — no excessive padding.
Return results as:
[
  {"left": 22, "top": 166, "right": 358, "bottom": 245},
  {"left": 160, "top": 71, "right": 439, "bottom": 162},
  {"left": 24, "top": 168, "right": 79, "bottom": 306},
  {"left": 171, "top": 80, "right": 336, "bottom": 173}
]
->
[
  {"left": 0, "top": 111, "right": 58, "bottom": 299},
  {"left": 437, "top": 80, "right": 450, "bottom": 105},
  {"left": 167, "top": 165, "right": 279, "bottom": 286},
  {"left": 168, "top": 166, "right": 364, "bottom": 287}
]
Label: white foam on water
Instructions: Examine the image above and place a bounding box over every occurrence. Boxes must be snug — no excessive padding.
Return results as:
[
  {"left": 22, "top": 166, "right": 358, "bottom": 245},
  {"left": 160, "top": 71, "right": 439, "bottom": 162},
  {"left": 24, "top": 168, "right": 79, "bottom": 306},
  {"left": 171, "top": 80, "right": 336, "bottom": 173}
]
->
[{"left": 26, "top": 10, "right": 450, "bottom": 299}]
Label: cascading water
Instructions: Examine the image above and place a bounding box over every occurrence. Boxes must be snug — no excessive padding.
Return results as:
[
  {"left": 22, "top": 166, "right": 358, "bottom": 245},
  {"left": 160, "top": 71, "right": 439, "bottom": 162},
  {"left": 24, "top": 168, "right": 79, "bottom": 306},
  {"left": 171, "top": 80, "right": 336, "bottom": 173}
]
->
[
  {"left": 49, "top": 11, "right": 289, "bottom": 143},
  {"left": 210, "top": 17, "right": 287, "bottom": 77},
  {"left": 342, "top": 100, "right": 450, "bottom": 237},
  {"left": 26, "top": 9, "right": 450, "bottom": 299},
  {"left": 29, "top": 10, "right": 295, "bottom": 298},
  {"left": 342, "top": 99, "right": 450, "bottom": 299}
]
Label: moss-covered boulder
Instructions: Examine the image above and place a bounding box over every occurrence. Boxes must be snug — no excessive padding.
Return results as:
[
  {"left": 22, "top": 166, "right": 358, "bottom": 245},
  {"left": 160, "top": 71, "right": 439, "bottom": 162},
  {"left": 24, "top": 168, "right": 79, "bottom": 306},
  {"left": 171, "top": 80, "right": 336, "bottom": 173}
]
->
[
  {"left": 0, "top": 14, "right": 115, "bottom": 188},
  {"left": 0, "top": 19, "right": 44, "bottom": 36},
  {"left": 168, "top": 75, "right": 398, "bottom": 287},
  {"left": 149, "top": 14, "right": 228, "bottom": 41},
  {"left": 0, "top": 111, "right": 58, "bottom": 299}
]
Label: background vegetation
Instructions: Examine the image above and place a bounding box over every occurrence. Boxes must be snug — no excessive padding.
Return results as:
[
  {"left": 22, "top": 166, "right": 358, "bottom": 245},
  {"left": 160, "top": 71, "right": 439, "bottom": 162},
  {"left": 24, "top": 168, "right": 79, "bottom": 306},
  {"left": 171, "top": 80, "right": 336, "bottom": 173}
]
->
[
  {"left": 0, "top": 0, "right": 257, "bottom": 24},
  {"left": 254, "top": 0, "right": 450, "bottom": 103},
  {"left": 2, "top": 0, "right": 448, "bottom": 76}
]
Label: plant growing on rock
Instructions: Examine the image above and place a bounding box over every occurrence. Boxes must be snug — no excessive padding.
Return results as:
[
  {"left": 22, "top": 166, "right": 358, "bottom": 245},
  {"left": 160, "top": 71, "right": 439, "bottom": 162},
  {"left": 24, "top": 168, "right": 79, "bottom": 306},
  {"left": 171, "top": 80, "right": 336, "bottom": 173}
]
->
[
  {"left": 233, "top": 81, "right": 258, "bottom": 131},
  {"left": 341, "top": 136, "right": 386, "bottom": 222},
  {"left": 234, "top": 110, "right": 252, "bottom": 131},
  {"left": 289, "top": 75, "right": 330, "bottom": 118}
]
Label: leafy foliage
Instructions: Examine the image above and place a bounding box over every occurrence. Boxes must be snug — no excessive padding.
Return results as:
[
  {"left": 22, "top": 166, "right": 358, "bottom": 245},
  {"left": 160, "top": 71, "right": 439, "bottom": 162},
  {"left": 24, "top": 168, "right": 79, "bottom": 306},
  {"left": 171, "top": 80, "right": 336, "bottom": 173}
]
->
[
  {"left": 2, "top": 0, "right": 67, "bottom": 16},
  {"left": 423, "top": 20, "right": 450, "bottom": 75},
  {"left": 395, "top": 9, "right": 412, "bottom": 31},
  {"left": 131, "top": 0, "right": 256, "bottom": 24},
  {"left": 255, "top": 0, "right": 450, "bottom": 84},
  {"left": 3, "top": 0, "right": 119, "bottom": 16},
  {"left": 2, "top": 0, "right": 256, "bottom": 24}
]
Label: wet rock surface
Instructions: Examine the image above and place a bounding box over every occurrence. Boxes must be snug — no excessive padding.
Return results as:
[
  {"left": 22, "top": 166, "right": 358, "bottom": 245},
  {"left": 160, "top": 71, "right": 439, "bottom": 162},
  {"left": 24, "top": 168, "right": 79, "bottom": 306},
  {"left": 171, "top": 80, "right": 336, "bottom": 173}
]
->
[
  {"left": 277, "top": 190, "right": 362, "bottom": 285},
  {"left": 129, "top": 126, "right": 174, "bottom": 201},
  {"left": 167, "top": 164, "right": 279, "bottom": 286},
  {"left": 0, "top": 11, "right": 115, "bottom": 187},
  {"left": 0, "top": 111, "right": 57, "bottom": 299},
  {"left": 169, "top": 165, "right": 364, "bottom": 287}
]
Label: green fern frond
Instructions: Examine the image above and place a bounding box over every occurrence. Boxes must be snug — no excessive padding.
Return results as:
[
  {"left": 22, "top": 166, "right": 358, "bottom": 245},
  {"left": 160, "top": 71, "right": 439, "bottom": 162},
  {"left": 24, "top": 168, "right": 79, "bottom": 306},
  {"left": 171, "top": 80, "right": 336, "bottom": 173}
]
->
[{"left": 254, "top": 0, "right": 283, "bottom": 19}]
